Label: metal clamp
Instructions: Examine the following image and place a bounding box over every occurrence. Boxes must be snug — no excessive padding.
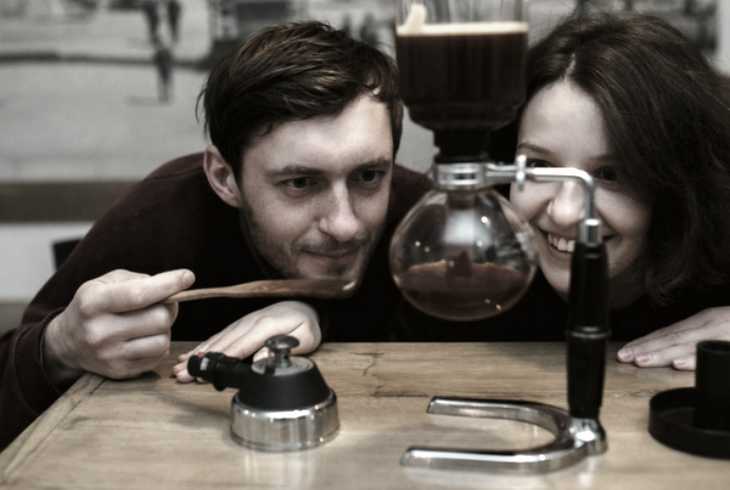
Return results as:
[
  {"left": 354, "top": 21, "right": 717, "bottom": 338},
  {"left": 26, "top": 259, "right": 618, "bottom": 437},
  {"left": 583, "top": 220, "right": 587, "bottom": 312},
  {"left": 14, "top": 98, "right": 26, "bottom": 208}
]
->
[
  {"left": 431, "top": 156, "right": 601, "bottom": 245},
  {"left": 486, "top": 157, "right": 602, "bottom": 246}
]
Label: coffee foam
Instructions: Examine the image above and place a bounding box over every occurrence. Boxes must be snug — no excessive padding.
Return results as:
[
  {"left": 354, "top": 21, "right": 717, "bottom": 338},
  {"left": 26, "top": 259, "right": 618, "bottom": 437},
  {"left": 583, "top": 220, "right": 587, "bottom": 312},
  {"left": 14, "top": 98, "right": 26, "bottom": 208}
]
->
[
  {"left": 397, "top": 21, "right": 528, "bottom": 36},
  {"left": 397, "top": 3, "right": 526, "bottom": 36}
]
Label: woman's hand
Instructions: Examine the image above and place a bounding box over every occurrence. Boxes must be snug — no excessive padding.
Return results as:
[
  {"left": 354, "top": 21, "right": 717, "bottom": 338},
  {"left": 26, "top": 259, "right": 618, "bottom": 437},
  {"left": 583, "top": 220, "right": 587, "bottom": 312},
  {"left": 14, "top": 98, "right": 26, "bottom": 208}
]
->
[
  {"left": 172, "top": 301, "right": 321, "bottom": 382},
  {"left": 617, "top": 307, "right": 730, "bottom": 370}
]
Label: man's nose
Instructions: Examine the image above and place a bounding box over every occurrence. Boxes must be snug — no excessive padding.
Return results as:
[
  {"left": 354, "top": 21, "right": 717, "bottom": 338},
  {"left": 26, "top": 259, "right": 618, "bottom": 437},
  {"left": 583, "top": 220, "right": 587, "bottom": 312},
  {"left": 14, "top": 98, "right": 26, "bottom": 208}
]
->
[
  {"left": 547, "top": 181, "right": 586, "bottom": 227},
  {"left": 318, "top": 186, "right": 364, "bottom": 242}
]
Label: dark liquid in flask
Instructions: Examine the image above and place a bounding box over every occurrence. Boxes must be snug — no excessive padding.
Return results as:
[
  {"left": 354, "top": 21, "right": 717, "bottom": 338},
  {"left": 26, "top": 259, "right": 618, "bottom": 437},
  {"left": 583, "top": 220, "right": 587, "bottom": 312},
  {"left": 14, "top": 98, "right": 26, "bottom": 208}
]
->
[
  {"left": 396, "top": 24, "right": 527, "bottom": 132},
  {"left": 395, "top": 259, "right": 530, "bottom": 321}
]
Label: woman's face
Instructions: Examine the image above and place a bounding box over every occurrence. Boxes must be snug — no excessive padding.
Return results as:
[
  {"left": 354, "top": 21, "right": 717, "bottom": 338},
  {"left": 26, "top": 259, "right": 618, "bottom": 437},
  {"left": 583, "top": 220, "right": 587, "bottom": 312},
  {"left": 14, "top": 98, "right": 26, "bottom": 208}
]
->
[{"left": 509, "top": 80, "right": 651, "bottom": 306}]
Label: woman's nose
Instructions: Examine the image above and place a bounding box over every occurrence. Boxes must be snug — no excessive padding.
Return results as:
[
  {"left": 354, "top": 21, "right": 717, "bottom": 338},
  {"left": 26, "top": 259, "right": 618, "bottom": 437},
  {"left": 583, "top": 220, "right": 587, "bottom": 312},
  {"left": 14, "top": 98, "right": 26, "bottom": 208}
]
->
[{"left": 547, "top": 181, "right": 586, "bottom": 227}]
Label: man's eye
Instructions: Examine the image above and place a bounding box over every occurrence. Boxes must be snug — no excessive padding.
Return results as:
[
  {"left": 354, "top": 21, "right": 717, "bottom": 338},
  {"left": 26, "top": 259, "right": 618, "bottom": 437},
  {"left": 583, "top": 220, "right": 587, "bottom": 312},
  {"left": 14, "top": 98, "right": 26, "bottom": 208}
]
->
[
  {"left": 355, "top": 169, "right": 386, "bottom": 187},
  {"left": 282, "top": 176, "right": 317, "bottom": 192},
  {"left": 285, "top": 177, "right": 314, "bottom": 190}
]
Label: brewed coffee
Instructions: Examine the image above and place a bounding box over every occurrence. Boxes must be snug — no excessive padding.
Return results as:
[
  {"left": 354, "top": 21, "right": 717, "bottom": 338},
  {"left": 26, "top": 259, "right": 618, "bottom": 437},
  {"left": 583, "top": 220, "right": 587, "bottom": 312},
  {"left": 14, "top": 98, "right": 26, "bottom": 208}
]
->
[
  {"left": 396, "top": 22, "right": 527, "bottom": 132},
  {"left": 394, "top": 256, "right": 530, "bottom": 321}
]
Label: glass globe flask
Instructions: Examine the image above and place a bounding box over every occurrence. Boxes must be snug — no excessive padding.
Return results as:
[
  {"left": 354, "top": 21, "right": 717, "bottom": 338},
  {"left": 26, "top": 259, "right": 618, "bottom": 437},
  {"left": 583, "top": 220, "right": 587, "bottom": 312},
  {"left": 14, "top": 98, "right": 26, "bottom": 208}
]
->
[{"left": 390, "top": 181, "right": 536, "bottom": 321}]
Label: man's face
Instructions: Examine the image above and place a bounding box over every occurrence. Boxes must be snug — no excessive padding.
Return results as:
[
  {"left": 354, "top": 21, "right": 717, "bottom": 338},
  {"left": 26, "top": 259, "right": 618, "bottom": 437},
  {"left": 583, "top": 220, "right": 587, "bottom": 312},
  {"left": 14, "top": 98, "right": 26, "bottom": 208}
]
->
[{"left": 239, "top": 95, "right": 394, "bottom": 282}]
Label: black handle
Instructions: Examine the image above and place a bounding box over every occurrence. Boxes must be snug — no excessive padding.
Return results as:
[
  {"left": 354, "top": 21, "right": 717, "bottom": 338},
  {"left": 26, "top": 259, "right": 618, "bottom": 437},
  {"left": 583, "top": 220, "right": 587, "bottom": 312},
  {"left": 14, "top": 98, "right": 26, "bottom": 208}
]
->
[
  {"left": 187, "top": 352, "right": 253, "bottom": 391},
  {"left": 567, "top": 241, "right": 610, "bottom": 419}
]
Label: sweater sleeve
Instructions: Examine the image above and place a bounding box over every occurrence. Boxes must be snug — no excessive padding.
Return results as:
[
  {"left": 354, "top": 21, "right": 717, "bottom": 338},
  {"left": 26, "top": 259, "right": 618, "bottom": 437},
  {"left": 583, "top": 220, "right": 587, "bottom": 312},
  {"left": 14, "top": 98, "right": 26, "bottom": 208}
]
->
[
  {"left": 0, "top": 307, "right": 67, "bottom": 449},
  {"left": 0, "top": 154, "right": 212, "bottom": 450}
]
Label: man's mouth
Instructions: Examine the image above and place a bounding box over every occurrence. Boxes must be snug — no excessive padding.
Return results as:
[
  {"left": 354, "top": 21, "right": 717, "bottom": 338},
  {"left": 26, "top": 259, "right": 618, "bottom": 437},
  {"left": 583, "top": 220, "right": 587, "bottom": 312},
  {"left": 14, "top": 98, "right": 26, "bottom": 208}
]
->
[
  {"left": 303, "top": 248, "right": 360, "bottom": 260},
  {"left": 300, "top": 247, "right": 364, "bottom": 278}
]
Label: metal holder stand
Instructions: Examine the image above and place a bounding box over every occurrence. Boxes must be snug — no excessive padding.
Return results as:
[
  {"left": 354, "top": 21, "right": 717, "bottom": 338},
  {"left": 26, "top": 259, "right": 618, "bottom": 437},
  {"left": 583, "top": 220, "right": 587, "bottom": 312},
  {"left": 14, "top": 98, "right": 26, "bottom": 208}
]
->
[
  {"left": 402, "top": 398, "right": 606, "bottom": 473},
  {"left": 401, "top": 156, "right": 610, "bottom": 474}
]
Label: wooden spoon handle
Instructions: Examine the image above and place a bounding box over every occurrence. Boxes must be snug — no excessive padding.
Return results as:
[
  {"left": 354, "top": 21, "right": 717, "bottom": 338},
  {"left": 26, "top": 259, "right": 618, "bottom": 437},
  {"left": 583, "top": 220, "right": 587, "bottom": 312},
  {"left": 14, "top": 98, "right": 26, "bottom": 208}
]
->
[
  {"left": 166, "top": 278, "right": 355, "bottom": 303},
  {"left": 166, "top": 287, "right": 261, "bottom": 303}
]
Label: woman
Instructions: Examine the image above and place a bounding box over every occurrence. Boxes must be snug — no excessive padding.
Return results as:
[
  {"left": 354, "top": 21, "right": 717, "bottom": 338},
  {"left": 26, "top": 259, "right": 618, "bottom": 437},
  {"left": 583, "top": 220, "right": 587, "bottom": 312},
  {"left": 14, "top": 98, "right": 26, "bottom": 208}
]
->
[{"left": 507, "top": 13, "right": 730, "bottom": 370}]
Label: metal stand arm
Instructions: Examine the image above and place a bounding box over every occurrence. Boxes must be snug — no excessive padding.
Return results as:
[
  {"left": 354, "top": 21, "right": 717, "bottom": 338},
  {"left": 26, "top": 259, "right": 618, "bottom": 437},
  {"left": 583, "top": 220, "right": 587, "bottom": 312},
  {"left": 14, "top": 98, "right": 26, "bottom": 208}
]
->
[{"left": 401, "top": 397, "right": 606, "bottom": 474}]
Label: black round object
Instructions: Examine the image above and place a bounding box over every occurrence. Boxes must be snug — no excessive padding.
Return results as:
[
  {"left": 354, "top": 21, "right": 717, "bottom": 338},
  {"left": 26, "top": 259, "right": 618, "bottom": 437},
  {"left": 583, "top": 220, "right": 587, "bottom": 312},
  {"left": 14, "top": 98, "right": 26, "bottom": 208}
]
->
[
  {"left": 694, "top": 340, "right": 730, "bottom": 430},
  {"left": 648, "top": 340, "right": 730, "bottom": 459},
  {"left": 649, "top": 388, "right": 730, "bottom": 459}
]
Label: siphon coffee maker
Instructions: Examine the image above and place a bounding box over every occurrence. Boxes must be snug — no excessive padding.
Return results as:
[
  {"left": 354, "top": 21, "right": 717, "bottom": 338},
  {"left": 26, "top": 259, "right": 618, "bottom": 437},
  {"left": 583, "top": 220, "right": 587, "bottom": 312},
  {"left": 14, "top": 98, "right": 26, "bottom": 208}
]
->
[{"left": 390, "top": 0, "right": 610, "bottom": 473}]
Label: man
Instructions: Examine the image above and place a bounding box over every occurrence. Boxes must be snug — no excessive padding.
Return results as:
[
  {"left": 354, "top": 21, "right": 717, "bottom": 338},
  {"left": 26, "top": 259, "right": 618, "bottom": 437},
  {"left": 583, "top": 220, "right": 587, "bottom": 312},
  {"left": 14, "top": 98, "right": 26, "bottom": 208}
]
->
[
  {"left": 152, "top": 38, "right": 174, "bottom": 103},
  {"left": 0, "top": 21, "right": 429, "bottom": 449}
]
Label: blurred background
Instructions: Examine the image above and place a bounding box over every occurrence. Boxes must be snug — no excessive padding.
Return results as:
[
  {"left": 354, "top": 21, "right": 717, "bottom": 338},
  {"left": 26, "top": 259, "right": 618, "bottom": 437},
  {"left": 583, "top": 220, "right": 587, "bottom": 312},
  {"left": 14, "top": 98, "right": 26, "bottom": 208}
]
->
[{"left": 0, "top": 0, "right": 723, "bottom": 330}]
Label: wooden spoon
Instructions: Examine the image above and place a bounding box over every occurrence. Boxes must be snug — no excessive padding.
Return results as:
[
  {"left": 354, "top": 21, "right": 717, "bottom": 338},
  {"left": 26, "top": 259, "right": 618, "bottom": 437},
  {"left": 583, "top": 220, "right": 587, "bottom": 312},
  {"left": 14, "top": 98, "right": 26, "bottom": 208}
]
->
[{"left": 165, "top": 278, "right": 357, "bottom": 303}]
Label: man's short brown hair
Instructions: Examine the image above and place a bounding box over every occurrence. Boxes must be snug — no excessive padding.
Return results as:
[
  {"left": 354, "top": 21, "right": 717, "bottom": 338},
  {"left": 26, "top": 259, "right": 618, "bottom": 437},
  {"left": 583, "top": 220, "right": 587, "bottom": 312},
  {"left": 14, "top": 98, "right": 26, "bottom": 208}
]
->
[{"left": 199, "top": 21, "right": 403, "bottom": 180}]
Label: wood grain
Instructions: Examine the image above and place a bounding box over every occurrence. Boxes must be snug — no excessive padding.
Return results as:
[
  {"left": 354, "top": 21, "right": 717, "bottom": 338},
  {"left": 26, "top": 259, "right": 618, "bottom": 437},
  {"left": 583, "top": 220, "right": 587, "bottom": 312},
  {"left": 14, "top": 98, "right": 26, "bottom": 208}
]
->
[{"left": 1, "top": 343, "right": 726, "bottom": 490}]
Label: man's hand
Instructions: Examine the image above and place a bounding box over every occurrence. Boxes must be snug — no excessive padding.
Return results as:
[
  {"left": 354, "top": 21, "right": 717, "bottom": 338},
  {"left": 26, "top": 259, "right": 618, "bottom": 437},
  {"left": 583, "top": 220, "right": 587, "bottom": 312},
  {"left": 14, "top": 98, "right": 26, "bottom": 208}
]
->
[
  {"left": 172, "top": 301, "right": 321, "bottom": 382},
  {"left": 44, "top": 269, "right": 196, "bottom": 384},
  {"left": 617, "top": 307, "right": 730, "bottom": 370}
]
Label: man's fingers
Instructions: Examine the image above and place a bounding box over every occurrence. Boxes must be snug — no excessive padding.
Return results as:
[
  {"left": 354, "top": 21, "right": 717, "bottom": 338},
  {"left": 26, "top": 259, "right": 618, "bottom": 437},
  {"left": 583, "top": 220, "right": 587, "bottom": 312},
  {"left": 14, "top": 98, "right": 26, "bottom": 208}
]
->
[
  {"left": 288, "top": 322, "right": 319, "bottom": 353},
  {"left": 105, "top": 356, "right": 166, "bottom": 380},
  {"left": 173, "top": 321, "right": 252, "bottom": 384},
  {"left": 172, "top": 301, "right": 321, "bottom": 382},
  {"left": 96, "top": 269, "right": 150, "bottom": 284},
  {"left": 252, "top": 347, "right": 270, "bottom": 363},
  {"left": 73, "top": 305, "right": 175, "bottom": 354},
  {"left": 122, "top": 333, "right": 171, "bottom": 362},
  {"left": 93, "top": 335, "right": 169, "bottom": 380},
  {"left": 96, "top": 334, "right": 171, "bottom": 379},
  {"left": 175, "top": 324, "right": 306, "bottom": 382},
  {"left": 192, "top": 315, "right": 316, "bottom": 361},
  {"left": 173, "top": 360, "right": 186, "bottom": 375},
  {"left": 174, "top": 366, "right": 195, "bottom": 383},
  {"left": 221, "top": 318, "right": 304, "bottom": 360},
  {"left": 177, "top": 319, "right": 241, "bottom": 362},
  {"left": 98, "top": 305, "right": 176, "bottom": 342},
  {"left": 198, "top": 319, "right": 256, "bottom": 356},
  {"left": 173, "top": 358, "right": 197, "bottom": 383},
  {"left": 174, "top": 322, "right": 235, "bottom": 372},
  {"left": 81, "top": 269, "right": 195, "bottom": 315},
  {"left": 192, "top": 327, "right": 230, "bottom": 354}
]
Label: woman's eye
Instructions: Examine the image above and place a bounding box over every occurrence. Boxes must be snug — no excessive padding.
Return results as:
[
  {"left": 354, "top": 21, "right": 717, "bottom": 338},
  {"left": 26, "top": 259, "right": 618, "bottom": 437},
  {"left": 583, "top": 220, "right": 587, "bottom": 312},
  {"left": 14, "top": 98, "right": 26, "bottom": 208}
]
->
[
  {"left": 525, "top": 158, "right": 551, "bottom": 168},
  {"left": 593, "top": 166, "right": 619, "bottom": 183}
]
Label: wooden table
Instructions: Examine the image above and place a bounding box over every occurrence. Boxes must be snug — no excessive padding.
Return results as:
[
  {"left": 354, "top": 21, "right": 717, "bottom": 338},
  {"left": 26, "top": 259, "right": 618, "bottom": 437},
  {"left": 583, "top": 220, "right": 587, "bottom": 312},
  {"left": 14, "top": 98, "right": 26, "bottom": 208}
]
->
[{"left": 1, "top": 343, "right": 728, "bottom": 489}]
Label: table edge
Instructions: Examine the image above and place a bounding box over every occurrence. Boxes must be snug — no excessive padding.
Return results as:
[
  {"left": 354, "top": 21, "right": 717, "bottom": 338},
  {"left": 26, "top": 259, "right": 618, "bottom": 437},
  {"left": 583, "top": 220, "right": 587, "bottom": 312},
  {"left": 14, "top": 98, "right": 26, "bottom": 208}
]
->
[{"left": 0, "top": 373, "right": 104, "bottom": 482}]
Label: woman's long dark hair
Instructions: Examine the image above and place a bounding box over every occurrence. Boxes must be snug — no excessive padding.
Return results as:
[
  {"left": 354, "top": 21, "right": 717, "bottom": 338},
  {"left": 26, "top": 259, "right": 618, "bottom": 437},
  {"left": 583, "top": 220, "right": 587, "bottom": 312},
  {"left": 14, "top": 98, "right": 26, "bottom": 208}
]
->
[{"left": 500, "top": 13, "right": 730, "bottom": 303}]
